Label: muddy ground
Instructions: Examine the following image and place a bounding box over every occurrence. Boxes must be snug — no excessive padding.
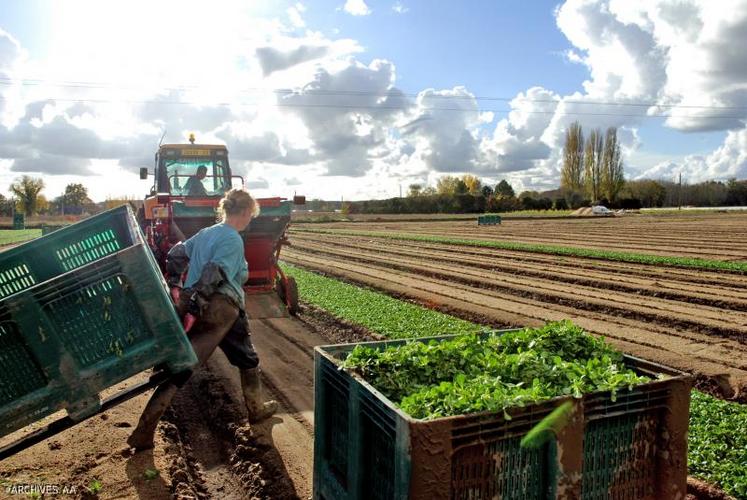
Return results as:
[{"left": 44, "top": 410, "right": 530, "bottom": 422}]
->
[
  {"left": 0, "top": 301, "right": 735, "bottom": 499},
  {"left": 0, "top": 303, "right": 368, "bottom": 500}
]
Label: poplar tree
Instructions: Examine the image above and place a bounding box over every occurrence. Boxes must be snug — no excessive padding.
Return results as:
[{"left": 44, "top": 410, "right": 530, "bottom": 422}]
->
[{"left": 561, "top": 121, "right": 584, "bottom": 193}]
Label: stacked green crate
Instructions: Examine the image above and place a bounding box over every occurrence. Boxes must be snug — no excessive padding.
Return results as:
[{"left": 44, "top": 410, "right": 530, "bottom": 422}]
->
[{"left": 0, "top": 205, "right": 196, "bottom": 437}]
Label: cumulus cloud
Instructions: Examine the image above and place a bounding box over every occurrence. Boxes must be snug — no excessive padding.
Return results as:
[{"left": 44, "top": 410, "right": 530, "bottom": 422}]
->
[
  {"left": 638, "top": 128, "right": 747, "bottom": 182},
  {"left": 11, "top": 154, "right": 93, "bottom": 175},
  {"left": 219, "top": 128, "right": 313, "bottom": 165},
  {"left": 2, "top": 1, "right": 747, "bottom": 200},
  {"left": 538, "top": 0, "right": 747, "bottom": 187},
  {"left": 256, "top": 45, "right": 329, "bottom": 76},
  {"left": 400, "top": 87, "right": 482, "bottom": 172},
  {"left": 343, "top": 0, "right": 371, "bottom": 16},
  {"left": 556, "top": 0, "right": 747, "bottom": 132},
  {"left": 0, "top": 29, "right": 23, "bottom": 120},
  {"left": 137, "top": 90, "right": 232, "bottom": 133},
  {"left": 287, "top": 3, "right": 306, "bottom": 28},
  {"left": 279, "top": 59, "right": 409, "bottom": 176}
]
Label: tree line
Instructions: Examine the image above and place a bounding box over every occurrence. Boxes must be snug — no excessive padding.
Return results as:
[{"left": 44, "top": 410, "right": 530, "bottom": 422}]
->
[{"left": 1, "top": 175, "right": 94, "bottom": 216}]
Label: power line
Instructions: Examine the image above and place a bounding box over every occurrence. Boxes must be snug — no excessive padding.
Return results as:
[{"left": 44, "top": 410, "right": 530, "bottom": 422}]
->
[
  {"left": 0, "top": 95, "right": 744, "bottom": 120},
  {"left": 0, "top": 76, "right": 746, "bottom": 111}
]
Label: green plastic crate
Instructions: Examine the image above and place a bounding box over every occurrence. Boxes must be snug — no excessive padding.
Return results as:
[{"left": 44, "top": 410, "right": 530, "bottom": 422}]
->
[
  {"left": 313, "top": 333, "right": 692, "bottom": 500},
  {"left": 0, "top": 207, "right": 197, "bottom": 438},
  {"left": 12, "top": 213, "right": 25, "bottom": 230},
  {"left": 0, "top": 206, "right": 140, "bottom": 300},
  {"left": 477, "top": 215, "right": 501, "bottom": 225}
]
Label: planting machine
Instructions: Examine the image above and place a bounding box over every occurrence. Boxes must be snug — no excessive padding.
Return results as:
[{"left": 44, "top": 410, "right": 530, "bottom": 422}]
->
[{"left": 137, "top": 134, "right": 305, "bottom": 317}]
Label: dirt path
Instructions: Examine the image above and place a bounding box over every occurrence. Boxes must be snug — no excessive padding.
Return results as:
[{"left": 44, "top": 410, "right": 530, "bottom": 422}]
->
[{"left": 0, "top": 304, "right": 328, "bottom": 499}]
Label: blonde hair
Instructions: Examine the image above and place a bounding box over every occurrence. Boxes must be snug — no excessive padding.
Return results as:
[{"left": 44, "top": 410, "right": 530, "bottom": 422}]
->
[{"left": 219, "top": 188, "right": 260, "bottom": 221}]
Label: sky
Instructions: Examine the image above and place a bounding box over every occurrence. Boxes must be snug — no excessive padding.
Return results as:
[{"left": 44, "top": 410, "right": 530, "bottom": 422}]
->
[{"left": 0, "top": 0, "right": 745, "bottom": 202}]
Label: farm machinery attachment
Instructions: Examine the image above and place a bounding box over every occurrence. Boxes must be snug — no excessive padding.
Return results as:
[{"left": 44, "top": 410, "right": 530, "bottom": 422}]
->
[{"left": 137, "top": 135, "right": 305, "bottom": 319}]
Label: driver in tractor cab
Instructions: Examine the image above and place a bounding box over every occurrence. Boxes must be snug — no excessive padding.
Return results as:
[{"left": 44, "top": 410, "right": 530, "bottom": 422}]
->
[
  {"left": 184, "top": 164, "right": 209, "bottom": 196},
  {"left": 127, "top": 188, "right": 278, "bottom": 451}
]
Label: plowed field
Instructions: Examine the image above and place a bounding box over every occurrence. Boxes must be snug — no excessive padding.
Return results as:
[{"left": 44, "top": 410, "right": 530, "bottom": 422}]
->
[
  {"left": 286, "top": 213, "right": 747, "bottom": 400},
  {"left": 303, "top": 212, "right": 747, "bottom": 260}
]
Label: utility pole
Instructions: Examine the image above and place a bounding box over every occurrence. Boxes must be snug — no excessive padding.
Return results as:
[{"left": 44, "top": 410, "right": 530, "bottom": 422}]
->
[
  {"left": 399, "top": 184, "right": 402, "bottom": 198},
  {"left": 678, "top": 172, "right": 682, "bottom": 210}
]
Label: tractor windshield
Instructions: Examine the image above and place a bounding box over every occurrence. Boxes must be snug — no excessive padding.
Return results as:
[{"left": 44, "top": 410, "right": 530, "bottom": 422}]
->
[{"left": 163, "top": 157, "right": 230, "bottom": 196}]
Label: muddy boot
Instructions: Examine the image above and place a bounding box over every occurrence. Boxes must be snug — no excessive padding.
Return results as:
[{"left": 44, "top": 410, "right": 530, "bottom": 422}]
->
[{"left": 240, "top": 367, "right": 278, "bottom": 423}]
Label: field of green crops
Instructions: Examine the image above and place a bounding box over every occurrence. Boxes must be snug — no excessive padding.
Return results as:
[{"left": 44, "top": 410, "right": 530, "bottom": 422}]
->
[
  {"left": 280, "top": 263, "right": 482, "bottom": 338},
  {"left": 0, "top": 229, "right": 41, "bottom": 246},
  {"left": 284, "top": 263, "right": 747, "bottom": 498},
  {"left": 293, "top": 228, "right": 747, "bottom": 273}
]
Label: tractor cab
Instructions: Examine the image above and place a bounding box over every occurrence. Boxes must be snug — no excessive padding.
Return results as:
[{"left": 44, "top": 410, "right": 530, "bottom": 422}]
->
[{"left": 139, "top": 134, "right": 304, "bottom": 316}]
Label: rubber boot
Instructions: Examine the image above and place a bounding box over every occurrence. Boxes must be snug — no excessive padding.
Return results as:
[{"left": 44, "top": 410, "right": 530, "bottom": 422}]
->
[{"left": 240, "top": 367, "right": 278, "bottom": 423}]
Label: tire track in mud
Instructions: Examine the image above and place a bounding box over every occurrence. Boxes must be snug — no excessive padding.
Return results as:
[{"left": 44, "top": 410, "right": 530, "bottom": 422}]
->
[
  {"left": 282, "top": 249, "right": 747, "bottom": 401},
  {"left": 167, "top": 365, "right": 301, "bottom": 500}
]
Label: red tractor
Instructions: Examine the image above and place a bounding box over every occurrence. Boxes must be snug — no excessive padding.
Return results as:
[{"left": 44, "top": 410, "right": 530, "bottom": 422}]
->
[{"left": 138, "top": 135, "right": 304, "bottom": 317}]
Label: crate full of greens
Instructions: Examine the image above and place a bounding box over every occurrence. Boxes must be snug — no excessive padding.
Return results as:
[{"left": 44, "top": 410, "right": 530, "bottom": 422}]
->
[{"left": 313, "top": 321, "right": 692, "bottom": 500}]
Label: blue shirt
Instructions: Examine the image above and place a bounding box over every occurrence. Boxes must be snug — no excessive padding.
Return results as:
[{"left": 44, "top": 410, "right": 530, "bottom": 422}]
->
[{"left": 183, "top": 223, "right": 247, "bottom": 307}]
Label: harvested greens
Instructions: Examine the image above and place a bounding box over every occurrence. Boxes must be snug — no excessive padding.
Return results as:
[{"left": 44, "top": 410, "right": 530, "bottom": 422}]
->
[{"left": 342, "top": 320, "right": 650, "bottom": 419}]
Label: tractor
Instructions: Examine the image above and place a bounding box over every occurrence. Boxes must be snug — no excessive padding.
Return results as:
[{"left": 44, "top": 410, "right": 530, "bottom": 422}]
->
[{"left": 138, "top": 134, "right": 304, "bottom": 317}]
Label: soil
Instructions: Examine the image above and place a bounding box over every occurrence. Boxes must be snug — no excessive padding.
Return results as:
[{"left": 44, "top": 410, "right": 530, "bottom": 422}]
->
[
  {"left": 300, "top": 211, "right": 747, "bottom": 261},
  {"left": 0, "top": 301, "right": 373, "bottom": 500},
  {"left": 285, "top": 215, "right": 747, "bottom": 402}
]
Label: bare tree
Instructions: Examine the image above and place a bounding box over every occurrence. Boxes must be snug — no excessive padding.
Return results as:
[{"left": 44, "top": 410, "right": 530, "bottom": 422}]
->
[
  {"left": 561, "top": 121, "right": 584, "bottom": 192},
  {"left": 601, "top": 127, "right": 625, "bottom": 202},
  {"left": 584, "top": 129, "right": 604, "bottom": 202}
]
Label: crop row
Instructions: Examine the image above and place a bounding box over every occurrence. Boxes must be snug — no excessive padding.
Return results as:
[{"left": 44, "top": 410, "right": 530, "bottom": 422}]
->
[
  {"left": 280, "top": 263, "right": 481, "bottom": 338},
  {"left": 283, "top": 263, "right": 747, "bottom": 498},
  {"left": 292, "top": 228, "right": 747, "bottom": 273}
]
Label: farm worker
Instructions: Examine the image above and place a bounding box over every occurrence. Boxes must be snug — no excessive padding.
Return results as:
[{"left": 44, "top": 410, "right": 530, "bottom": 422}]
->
[
  {"left": 184, "top": 164, "right": 208, "bottom": 196},
  {"left": 127, "top": 188, "right": 277, "bottom": 451}
]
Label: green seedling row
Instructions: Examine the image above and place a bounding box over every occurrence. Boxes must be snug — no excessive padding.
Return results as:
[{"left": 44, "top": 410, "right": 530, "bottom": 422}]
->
[
  {"left": 293, "top": 228, "right": 747, "bottom": 274},
  {"left": 283, "top": 263, "right": 747, "bottom": 498},
  {"left": 280, "top": 263, "right": 482, "bottom": 338}
]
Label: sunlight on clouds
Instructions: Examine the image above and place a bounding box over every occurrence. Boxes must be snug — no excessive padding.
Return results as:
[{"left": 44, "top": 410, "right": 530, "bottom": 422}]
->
[{"left": 343, "top": 0, "right": 372, "bottom": 16}]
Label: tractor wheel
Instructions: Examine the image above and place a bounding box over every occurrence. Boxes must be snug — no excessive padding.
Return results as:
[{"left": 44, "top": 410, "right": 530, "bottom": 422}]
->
[{"left": 277, "top": 276, "right": 300, "bottom": 316}]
